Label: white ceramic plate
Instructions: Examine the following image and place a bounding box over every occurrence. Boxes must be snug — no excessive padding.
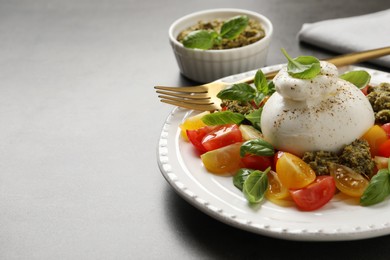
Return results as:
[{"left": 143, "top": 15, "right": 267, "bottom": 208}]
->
[{"left": 157, "top": 64, "right": 390, "bottom": 241}]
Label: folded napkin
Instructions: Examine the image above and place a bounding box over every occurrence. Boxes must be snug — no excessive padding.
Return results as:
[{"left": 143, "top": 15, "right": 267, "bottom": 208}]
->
[{"left": 298, "top": 9, "right": 390, "bottom": 68}]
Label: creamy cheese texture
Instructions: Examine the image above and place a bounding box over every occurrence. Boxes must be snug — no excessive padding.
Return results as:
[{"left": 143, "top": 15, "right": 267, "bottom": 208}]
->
[{"left": 261, "top": 61, "right": 375, "bottom": 156}]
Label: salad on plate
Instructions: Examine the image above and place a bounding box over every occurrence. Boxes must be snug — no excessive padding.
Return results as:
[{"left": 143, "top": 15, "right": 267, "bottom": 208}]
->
[{"left": 179, "top": 50, "right": 390, "bottom": 211}]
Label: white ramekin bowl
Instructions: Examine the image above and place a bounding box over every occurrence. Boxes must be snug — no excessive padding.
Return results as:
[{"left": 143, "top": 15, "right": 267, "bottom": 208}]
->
[{"left": 169, "top": 8, "right": 273, "bottom": 83}]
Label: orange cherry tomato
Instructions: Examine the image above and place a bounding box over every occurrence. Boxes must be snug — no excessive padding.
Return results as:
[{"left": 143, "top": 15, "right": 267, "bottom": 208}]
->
[
  {"left": 266, "top": 170, "right": 290, "bottom": 201},
  {"left": 200, "top": 142, "right": 243, "bottom": 175},
  {"left": 361, "top": 125, "right": 388, "bottom": 157},
  {"left": 266, "top": 195, "right": 295, "bottom": 207},
  {"left": 328, "top": 163, "right": 369, "bottom": 197},
  {"left": 275, "top": 152, "right": 316, "bottom": 189}
]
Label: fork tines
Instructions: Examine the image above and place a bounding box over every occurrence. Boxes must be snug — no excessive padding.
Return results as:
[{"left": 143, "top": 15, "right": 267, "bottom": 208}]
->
[{"left": 154, "top": 85, "right": 219, "bottom": 111}]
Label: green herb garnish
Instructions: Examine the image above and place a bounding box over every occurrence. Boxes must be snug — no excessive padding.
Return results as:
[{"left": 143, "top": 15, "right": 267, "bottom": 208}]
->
[
  {"left": 217, "top": 69, "right": 275, "bottom": 105},
  {"left": 211, "top": 69, "right": 274, "bottom": 131},
  {"left": 253, "top": 70, "right": 275, "bottom": 106},
  {"left": 360, "top": 158, "right": 390, "bottom": 206},
  {"left": 245, "top": 108, "right": 262, "bottom": 130},
  {"left": 182, "top": 15, "right": 249, "bottom": 50},
  {"left": 233, "top": 168, "right": 253, "bottom": 191},
  {"left": 217, "top": 83, "right": 256, "bottom": 102},
  {"left": 281, "top": 48, "right": 321, "bottom": 79},
  {"left": 201, "top": 111, "right": 245, "bottom": 125},
  {"left": 339, "top": 70, "right": 371, "bottom": 89},
  {"left": 220, "top": 15, "right": 249, "bottom": 39},
  {"left": 240, "top": 138, "right": 275, "bottom": 157},
  {"left": 254, "top": 68, "right": 268, "bottom": 93},
  {"left": 242, "top": 168, "right": 269, "bottom": 204},
  {"left": 181, "top": 30, "right": 219, "bottom": 50}
]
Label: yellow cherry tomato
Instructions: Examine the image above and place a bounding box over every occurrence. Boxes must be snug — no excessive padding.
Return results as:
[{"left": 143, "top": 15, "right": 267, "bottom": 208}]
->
[
  {"left": 328, "top": 163, "right": 369, "bottom": 197},
  {"left": 266, "top": 170, "right": 290, "bottom": 200},
  {"left": 275, "top": 152, "right": 316, "bottom": 189},
  {"left": 200, "top": 142, "right": 243, "bottom": 175},
  {"left": 361, "top": 125, "right": 388, "bottom": 157}
]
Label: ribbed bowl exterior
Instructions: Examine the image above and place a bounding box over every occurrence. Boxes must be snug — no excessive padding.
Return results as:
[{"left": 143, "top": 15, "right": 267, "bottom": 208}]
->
[{"left": 169, "top": 9, "right": 273, "bottom": 83}]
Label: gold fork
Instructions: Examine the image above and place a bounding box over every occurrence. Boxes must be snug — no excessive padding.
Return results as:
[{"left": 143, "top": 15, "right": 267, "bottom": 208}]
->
[{"left": 155, "top": 46, "right": 390, "bottom": 111}]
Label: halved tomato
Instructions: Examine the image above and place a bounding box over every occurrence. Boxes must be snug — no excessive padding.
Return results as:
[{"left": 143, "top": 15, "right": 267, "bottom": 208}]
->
[
  {"left": 202, "top": 124, "right": 242, "bottom": 151},
  {"left": 361, "top": 125, "right": 388, "bottom": 157},
  {"left": 328, "top": 163, "right": 369, "bottom": 197},
  {"left": 272, "top": 151, "right": 284, "bottom": 171},
  {"left": 186, "top": 126, "right": 216, "bottom": 153},
  {"left": 239, "top": 125, "right": 263, "bottom": 140},
  {"left": 200, "top": 142, "right": 243, "bottom": 175},
  {"left": 179, "top": 111, "right": 209, "bottom": 141},
  {"left": 378, "top": 139, "right": 390, "bottom": 157},
  {"left": 275, "top": 152, "right": 316, "bottom": 189},
  {"left": 290, "top": 176, "right": 336, "bottom": 211},
  {"left": 266, "top": 170, "right": 290, "bottom": 201},
  {"left": 241, "top": 154, "right": 273, "bottom": 171}
]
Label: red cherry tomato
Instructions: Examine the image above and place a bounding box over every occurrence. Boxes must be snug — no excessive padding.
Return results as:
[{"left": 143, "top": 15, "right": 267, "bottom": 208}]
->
[
  {"left": 361, "top": 85, "right": 369, "bottom": 95},
  {"left": 289, "top": 176, "right": 336, "bottom": 211},
  {"left": 382, "top": 123, "right": 390, "bottom": 138},
  {"left": 241, "top": 154, "right": 273, "bottom": 171},
  {"left": 202, "top": 124, "right": 242, "bottom": 151},
  {"left": 186, "top": 126, "right": 215, "bottom": 153},
  {"left": 378, "top": 139, "right": 390, "bottom": 157}
]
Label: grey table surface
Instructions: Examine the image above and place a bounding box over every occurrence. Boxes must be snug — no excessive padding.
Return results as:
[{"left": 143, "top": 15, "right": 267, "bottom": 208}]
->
[{"left": 1, "top": 0, "right": 390, "bottom": 259}]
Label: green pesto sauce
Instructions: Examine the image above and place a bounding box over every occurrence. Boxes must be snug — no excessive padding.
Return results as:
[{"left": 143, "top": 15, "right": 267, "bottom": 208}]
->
[{"left": 177, "top": 18, "right": 265, "bottom": 50}]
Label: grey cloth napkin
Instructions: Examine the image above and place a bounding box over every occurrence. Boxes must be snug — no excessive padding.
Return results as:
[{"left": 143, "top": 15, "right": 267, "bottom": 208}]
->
[{"left": 298, "top": 9, "right": 390, "bottom": 68}]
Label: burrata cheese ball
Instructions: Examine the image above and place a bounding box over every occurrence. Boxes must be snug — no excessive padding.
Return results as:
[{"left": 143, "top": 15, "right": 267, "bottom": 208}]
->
[{"left": 261, "top": 61, "right": 375, "bottom": 156}]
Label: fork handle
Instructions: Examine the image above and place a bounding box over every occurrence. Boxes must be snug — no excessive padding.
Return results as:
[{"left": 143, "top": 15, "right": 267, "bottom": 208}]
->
[
  {"left": 237, "top": 46, "right": 390, "bottom": 84},
  {"left": 324, "top": 46, "right": 390, "bottom": 67}
]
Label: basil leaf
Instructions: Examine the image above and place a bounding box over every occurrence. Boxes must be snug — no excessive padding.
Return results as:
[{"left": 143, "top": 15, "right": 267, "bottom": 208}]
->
[
  {"left": 253, "top": 92, "right": 266, "bottom": 106},
  {"left": 233, "top": 168, "right": 253, "bottom": 191},
  {"left": 240, "top": 138, "right": 274, "bottom": 157},
  {"left": 217, "top": 83, "right": 256, "bottom": 102},
  {"left": 182, "top": 30, "right": 218, "bottom": 50},
  {"left": 267, "top": 81, "right": 276, "bottom": 95},
  {"left": 201, "top": 111, "right": 245, "bottom": 125},
  {"left": 243, "top": 169, "right": 269, "bottom": 203},
  {"left": 360, "top": 169, "right": 390, "bottom": 206},
  {"left": 220, "top": 15, "right": 249, "bottom": 40},
  {"left": 245, "top": 108, "right": 262, "bottom": 130},
  {"left": 339, "top": 70, "right": 371, "bottom": 89},
  {"left": 254, "top": 69, "right": 269, "bottom": 94},
  {"left": 281, "top": 48, "right": 321, "bottom": 79}
]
